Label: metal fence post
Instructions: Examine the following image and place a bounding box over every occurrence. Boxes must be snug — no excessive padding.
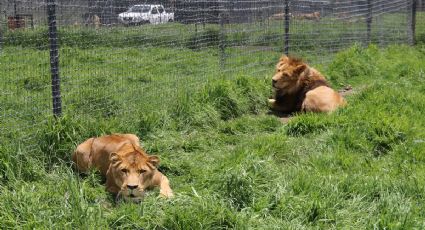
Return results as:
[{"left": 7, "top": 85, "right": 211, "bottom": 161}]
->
[
  {"left": 408, "top": 0, "right": 417, "bottom": 45},
  {"left": 366, "top": 0, "right": 372, "bottom": 44},
  {"left": 377, "top": 2, "right": 384, "bottom": 46},
  {"left": 219, "top": 2, "right": 226, "bottom": 71},
  {"left": 0, "top": 28, "right": 2, "bottom": 55},
  {"left": 0, "top": 2, "right": 3, "bottom": 54},
  {"left": 47, "top": 0, "right": 62, "bottom": 117},
  {"left": 284, "top": 0, "right": 290, "bottom": 55}
]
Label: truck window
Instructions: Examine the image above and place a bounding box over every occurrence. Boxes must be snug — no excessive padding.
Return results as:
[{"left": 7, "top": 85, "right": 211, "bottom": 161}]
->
[
  {"left": 151, "top": 7, "right": 158, "bottom": 14},
  {"left": 158, "top": 6, "right": 164, "bottom": 14},
  {"left": 129, "top": 5, "right": 150, "bottom": 13}
]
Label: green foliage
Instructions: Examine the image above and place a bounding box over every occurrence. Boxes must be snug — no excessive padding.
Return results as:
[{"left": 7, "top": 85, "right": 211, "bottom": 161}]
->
[
  {"left": 168, "top": 94, "right": 221, "bottom": 130},
  {"left": 3, "top": 12, "right": 413, "bottom": 51},
  {"left": 286, "top": 114, "right": 333, "bottom": 136},
  {"left": 0, "top": 144, "right": 45, "bottom": 183},
  {"left": 327, "top": 44, "right": 379, "bottom": 85},
  {"left": 186, "top": 27, "right": 221, "bottom": 50},
  {"left": 3, "top": 28, "right": 49, "bottom": 49},
  {"left": 220, "top": 167, "right": 255, "bottom": 210},
  {"left": 367, "top": 122, "right": 406, "bottom": 157},
  {"left": 205, "top": 82, "right": 244, "bottom": 120},
  {"left": 219, "top": 115, "right": 280, "bottom": 135},
  {"left": 1, "top": 43, "right": 425, "bottom": 228},
  {"left": 37, "top": 116, "right": 87, "bottom": 165},
  {"left": 19, "top": 76, "right": 49, "bottom": 91}
]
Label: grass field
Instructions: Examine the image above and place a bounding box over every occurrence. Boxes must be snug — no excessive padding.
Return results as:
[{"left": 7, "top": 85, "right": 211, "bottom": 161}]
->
[
  {"left": 0, "top": 9, "right": 425, "bottom": 228},
  {"left": 1, "top": 41, "right": 425, "bottom": 228},
  {"left": 3, "top": 12, "right": 415, "bottom": 51}
]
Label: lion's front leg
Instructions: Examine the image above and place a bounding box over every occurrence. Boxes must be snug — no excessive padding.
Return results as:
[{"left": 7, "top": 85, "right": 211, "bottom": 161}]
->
[
  {"left": 72, "top": 137, "right": 95, "bottom": 172},
  {"left": 268, "top": 98, "right": 296, "bottom": 113},
  {"left": 154, "top": 173, "right": 174, "bottom": 198}
]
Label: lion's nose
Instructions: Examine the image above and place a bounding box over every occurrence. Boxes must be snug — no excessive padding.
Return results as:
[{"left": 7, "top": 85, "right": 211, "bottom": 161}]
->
[
  {"left": 127, "top": 184, "right": 138, "bottom": 190},
  {"left": 272, "top": 79, "right": 277, "bottom": 85}
]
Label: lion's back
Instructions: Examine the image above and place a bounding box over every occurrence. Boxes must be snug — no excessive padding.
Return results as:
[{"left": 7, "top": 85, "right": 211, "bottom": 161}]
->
[
  {"left": 73, "top": 134, "right": 141, "bottom": 175},
  {"left": 302, "top": 86, "right": 345, "bottom": 112}
]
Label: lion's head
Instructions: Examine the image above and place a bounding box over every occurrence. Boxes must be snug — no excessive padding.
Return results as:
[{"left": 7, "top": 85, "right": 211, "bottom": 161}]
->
[
  {"left": 107, "top": 144, "right": 160, "bottom": 202},
  {"left": 272, "top": 55, "right": 307, "bottom": 94}
]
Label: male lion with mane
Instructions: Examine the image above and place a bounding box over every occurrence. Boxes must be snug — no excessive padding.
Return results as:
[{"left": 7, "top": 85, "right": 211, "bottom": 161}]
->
[
  {"left": 268, "top": 55, "right": 346, "bottom": 113},
  {"left": 72, "top": 133, "right": 173, "bottom": 202}
]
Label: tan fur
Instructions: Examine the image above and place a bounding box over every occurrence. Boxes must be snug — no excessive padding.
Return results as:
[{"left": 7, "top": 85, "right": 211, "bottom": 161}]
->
[
  {"left": 269, "top": 12, "right": 320, "bottom": 21},
  {"left": 72, "top": 21, "right": 81, "bottom": 28},
  {"left": 269, "top": 55, "right": 346, "bottom": 113},
  {"left": 93, "top": 15, "right": 101, "bottom": 29},
  {"left": 8, "top": 16, "right": 25, "bottom": 30},
  {"left": 302, "top": 86, "right": 346, "bottom": 112},
  {"left": 295, "top": 12, "right": 321, "bottom": 21},
  {"left": 269, "top": 13, "right": 293, "bottom": 20},
  {"left": 72, "top": 134, "right": 173, "bottom": 202}
]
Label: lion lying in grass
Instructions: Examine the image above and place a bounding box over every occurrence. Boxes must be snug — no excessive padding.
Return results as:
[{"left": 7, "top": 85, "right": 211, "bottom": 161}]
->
[
  {"left": 268, "top": 55, "right": 346, "bottom": 113},
  {"left": 72, "top": 133, "right": 173, "bottom": 202},
  {"left": 295, "top": 12, "right": 321, "bottom": 21},
  {"left": 269, "top": 12, "right": 320, "bottom": 21}
]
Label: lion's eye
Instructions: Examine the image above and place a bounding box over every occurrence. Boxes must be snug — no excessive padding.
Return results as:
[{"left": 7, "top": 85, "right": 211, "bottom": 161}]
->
[
  {"left": 121, "top": 169, "right": 129, "bottom": 174},
  {"left": 138, "top": 169, "right": 147, "bottom": 174}
]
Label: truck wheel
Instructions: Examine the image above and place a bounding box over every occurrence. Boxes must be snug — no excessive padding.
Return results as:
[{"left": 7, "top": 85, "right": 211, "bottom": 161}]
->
[{"left": 168, "top": 19, "right": 174, "bottom": 22}]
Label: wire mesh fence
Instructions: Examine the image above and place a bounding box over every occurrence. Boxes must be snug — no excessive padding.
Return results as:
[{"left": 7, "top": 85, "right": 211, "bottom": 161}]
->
[{"left": 0, "top": 0, "right": 422, "bottom": 151}]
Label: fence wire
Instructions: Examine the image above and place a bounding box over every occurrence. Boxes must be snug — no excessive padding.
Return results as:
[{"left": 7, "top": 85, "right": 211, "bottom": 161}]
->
[{"left": 0, "top": 0, "right": 422, "bottom": 150}]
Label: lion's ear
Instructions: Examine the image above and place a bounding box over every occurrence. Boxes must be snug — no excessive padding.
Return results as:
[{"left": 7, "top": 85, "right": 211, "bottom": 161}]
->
[
  {"left": 148, "top": 155, "right": 160, "bottom": 168},
  {"left": 294, "top": 64, "right": 307, "bottom": 75},
  {"left": 110, "top": 152, "right": 121, "bottom": 164},
  {"left": 279, "top": 55, "right": 289, "bottom": 63}
]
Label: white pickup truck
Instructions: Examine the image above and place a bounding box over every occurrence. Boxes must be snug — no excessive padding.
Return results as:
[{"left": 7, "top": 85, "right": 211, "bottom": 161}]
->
[{"left": 118, "top": 5, "right": 174, "bottom": 25}]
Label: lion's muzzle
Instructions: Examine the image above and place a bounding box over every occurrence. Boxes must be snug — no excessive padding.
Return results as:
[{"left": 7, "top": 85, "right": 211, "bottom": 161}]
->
[{"left": 117, "top": 187, "right": 146, "bottom": 203}]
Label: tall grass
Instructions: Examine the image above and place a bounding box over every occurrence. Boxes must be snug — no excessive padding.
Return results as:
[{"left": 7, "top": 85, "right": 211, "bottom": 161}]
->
[
  {"left": 1, "top": 39, "right": 425, "bottom": 228},
  {"left": 2, "top": 12, "right": 415, "bottom": 51}
]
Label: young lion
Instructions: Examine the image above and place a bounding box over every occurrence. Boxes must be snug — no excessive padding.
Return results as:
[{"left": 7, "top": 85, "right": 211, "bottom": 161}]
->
[
  {"left": 268, "top": 55, "right": 346, "bottom": 113},
  {"left": 72, "top": 133, "right": 173, "bottom": 202}
]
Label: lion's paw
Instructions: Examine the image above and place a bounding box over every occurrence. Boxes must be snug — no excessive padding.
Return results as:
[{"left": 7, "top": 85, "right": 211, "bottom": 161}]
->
[
  {"left": 158, "top": 191, "right": 174, "bottom": 199},
  {"left": 268, "top": 98, "right": 276, "bottom": 107}
]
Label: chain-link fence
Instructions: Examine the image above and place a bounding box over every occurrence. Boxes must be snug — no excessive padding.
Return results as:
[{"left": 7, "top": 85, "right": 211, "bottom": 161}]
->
[{"left": 0, "top": 0, "right": 422, "bottom": 149}]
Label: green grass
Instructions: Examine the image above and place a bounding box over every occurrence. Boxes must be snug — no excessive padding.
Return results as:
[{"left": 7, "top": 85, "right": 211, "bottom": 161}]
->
[
  {"left": 416, "top": 11, "right": 425, "bottom": 44},
  {"left": 1, "top": 10, "right": 425, "bottom": 227},
  {"left": 3, "top": 11, "right": 418, "bottom": 52},
  {"left": 1, "top": 42, "right": 425, "bottom": 228}
]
